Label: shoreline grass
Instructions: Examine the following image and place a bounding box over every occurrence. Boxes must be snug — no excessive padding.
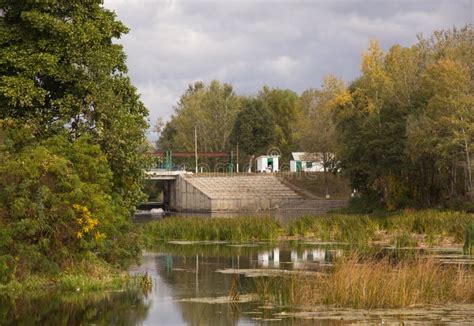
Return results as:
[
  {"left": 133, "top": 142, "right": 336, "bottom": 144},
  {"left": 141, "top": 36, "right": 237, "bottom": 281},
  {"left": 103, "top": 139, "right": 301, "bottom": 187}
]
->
[
  {"left": 142, "top": 210, "right": 473, "bottom": 249},
  {"left": 143, "top": 216, "right": 281, "bottom": 244},
  {"left": 255, "top": 255, "right": 474, "bottom": 309},
  {"left": 286, "top": 210, "right": 473, "bottom": 248},
  {"left": 0, "top": 253, "right": 151, "bottom": 298}
]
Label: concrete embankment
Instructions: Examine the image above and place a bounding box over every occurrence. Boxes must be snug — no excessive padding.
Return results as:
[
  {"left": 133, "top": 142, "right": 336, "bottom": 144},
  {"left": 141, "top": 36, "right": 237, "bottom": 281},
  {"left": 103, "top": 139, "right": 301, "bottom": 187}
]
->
[{"left": 171, "top": 174, "right": 347, "bottom": 213}]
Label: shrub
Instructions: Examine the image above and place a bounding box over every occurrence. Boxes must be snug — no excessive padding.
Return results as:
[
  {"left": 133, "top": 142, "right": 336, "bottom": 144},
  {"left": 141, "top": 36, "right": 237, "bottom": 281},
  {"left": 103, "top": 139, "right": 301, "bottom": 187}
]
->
[{"left": 0, "top": 131, "right": 142, "bottom": 283}]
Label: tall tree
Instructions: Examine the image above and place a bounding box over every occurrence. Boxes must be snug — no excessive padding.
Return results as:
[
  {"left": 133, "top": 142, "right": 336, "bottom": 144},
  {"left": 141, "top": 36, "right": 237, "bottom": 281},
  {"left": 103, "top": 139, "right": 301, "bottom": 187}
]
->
[
  {"left": 0, "top": 0, "right": 149, "bottom": 207},
  {"left": 230, "top": 98, "right": 276, "bottom": 168},
  {"left": 258, "top": 86, "right": 300, "bottom": 160},
  {"left": 335, "top": 25, "right": 473, "bottom": 209},
  {"left": 297, "top": 76, "right": 346, "bottom": 197},
  {"left": 298, "top": 75, "right": 345, "bottom": 169},
  {"left": 157, "top": 80, "right": 242, "bottom": 168}
]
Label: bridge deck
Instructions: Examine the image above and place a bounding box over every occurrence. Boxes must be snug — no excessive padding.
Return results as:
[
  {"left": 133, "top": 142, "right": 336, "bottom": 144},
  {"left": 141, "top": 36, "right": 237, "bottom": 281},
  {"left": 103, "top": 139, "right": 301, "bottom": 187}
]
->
[{"left": 145, "top": 169, "right": 192, "bottom": 180}]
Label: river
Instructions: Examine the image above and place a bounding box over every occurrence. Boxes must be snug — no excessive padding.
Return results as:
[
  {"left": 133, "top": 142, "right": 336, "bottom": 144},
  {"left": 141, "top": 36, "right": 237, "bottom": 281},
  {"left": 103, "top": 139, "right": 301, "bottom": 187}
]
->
[{"left": 1, "top": 240, "right": 473, "bottom": 325}]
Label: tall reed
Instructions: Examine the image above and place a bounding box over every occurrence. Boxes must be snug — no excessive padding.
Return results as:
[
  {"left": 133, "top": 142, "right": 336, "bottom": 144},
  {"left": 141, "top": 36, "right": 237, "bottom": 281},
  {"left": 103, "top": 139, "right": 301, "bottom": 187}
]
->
[
  {"left": 255, "top": 255, "right": 474, "bottom": 309},
  {"left": 144, "top": 216, "right": 281, "bottom": 242},
  {"left": 286, "top": 210, "right": 473, "bottom": 246}
]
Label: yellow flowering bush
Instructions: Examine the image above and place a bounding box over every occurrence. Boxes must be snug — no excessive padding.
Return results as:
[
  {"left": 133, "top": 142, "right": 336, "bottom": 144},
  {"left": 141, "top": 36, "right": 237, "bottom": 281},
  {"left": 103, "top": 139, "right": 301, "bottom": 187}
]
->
[{"left": 73, "top": 204, "right": 102, "bottom": 240}]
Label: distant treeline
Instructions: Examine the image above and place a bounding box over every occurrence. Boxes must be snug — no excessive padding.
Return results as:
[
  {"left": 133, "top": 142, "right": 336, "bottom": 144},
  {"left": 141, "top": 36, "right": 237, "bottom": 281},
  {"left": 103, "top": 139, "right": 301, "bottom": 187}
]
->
[{"left": 158, "top": 25, "right": 473, "bottom": 210}]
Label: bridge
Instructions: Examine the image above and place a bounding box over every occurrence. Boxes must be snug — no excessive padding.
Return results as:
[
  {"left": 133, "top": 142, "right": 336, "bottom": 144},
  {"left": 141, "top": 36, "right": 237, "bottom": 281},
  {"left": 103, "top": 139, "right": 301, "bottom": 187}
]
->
[{"left": 145, "top": 169, "right": 192, "bottom": 180}]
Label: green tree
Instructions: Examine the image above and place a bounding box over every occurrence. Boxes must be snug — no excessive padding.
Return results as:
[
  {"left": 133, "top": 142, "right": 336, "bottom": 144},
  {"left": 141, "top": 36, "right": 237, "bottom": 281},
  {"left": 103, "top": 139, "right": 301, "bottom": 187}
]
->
[
  {"left": 298, "top": 75, "right": 345, "bottom": 170},
  {"left": 258, "top": 86, "right": 300, "bottom": 160},
  {"left": 229, "top": 98, "right": 276, "bottom": 168},
  {"left": 0, "top": 1, "right": 148, "bottom": 281},
  {"left": 297, "top": 76, "right": 346, "bottom": 197},
  {"left": 157, "top": 80, "right": 242, "bottom": 168},
  {"left": 335, "top": 25, "right": 473, "bottom": 209},
  {"left": 0, "top": 124, "right": 142, "bottom": 280},
  {"left": 408, "top": 59, "right": 473, "bottom": 200},
  {"left": 0, "top": 0, "right": 149, "bottom": 208}
]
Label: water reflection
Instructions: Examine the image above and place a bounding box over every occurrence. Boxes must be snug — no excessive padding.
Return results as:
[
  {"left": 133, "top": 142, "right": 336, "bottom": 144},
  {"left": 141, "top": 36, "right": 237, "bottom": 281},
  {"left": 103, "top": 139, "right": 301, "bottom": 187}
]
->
[
  {"left": 1, "top": 241, "right": 472, "bottom": 325},
  {"left": 0, "top": 289, "right": 150, "bottom": 325}
]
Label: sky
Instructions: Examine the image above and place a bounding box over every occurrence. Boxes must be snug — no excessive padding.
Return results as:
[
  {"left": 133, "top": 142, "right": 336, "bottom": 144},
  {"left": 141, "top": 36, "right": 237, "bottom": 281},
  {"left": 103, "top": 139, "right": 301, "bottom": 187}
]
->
[{"left": 103, "top": 0, "right": 472, "bottom": 138}]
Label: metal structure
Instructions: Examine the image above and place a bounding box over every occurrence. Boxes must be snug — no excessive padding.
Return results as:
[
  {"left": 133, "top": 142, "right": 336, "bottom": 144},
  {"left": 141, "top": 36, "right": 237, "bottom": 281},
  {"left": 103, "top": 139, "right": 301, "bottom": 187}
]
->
[{"left": 152, "top": 150, "right": 232, "bottom": 171}]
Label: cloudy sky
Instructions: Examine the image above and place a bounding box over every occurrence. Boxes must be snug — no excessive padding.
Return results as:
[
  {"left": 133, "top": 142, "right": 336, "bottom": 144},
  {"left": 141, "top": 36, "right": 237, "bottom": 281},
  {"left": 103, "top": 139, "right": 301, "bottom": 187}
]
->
[{"left": 103, "top": 0, "right": 472, "bottom": 137}]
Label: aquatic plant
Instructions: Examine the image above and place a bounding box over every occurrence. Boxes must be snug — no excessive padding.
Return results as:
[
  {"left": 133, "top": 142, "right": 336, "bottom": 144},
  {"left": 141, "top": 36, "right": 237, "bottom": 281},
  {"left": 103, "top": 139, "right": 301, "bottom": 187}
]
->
[
  {"left": 228, "top": 274, "right": 240, "bottom": 301},
  {"left": 255, "top": 255, "right": 474, "bottom": 309},
  {"left": 286, "top": 210, "right": 473, "bottom": 247},
  {"left": 386, "top": 210, "right": 472, "bottom": 242},
  {"left": 393, "top": 231, "right": 418, "bottom": 248},
  {"left": 287, "top": 214, "right": 379, "bottom": 247},
  {"left": 144, "top": 216, "right": 281, "bottom": 242}
]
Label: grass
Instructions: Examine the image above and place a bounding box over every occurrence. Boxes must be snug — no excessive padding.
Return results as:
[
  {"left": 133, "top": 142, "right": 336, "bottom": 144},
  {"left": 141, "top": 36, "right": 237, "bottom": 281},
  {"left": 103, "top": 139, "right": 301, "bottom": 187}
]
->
[
  {"left": 255, "top": 255, "right": 474, "bottom": 309},
  {"left": 287, "top": 214, "right": 379, "bottom": 246},
  {"left": 0, "top": 252, "right": 151, "bottom": 298},
  {"left": 143, "top": 216, "right": 281, "bottom": 243},
  {"left": 286, "top": 210, "right": 474, "bottom": 248},
  {"left": 142, "top": 210, "right": 473, "bottom": 250}
]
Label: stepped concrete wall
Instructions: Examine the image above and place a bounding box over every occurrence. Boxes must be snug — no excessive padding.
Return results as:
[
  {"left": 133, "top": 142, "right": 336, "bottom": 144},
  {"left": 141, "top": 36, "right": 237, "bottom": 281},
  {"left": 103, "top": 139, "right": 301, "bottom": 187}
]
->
[
  {"left": 170, "top": 175, "right": 212, "bottom": 211},
  {"left": 169, "top": 174, "right": 348, "bottom": 213},
  {"left": 172, "top": 174, "right": 301, "bottom": 212}
]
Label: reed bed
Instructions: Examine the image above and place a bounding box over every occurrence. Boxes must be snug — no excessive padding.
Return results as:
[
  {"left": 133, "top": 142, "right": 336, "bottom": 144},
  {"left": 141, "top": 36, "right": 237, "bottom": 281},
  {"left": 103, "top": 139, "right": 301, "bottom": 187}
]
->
[
  {"left": 142, "top": 210, "right": 472, "bottom": 248},
  {"left": 255, "top": 255, "right": 474, "bottom": 309},
  {"left": 144, "top": 216, "right": 281, "bottom": 242},
  {"left": 287, "top": 214, "right": 378, "bottom": 245},
  {"left": 385, "top": 210, "right": 472, "bottom": 242},
  {"left": 286, "top": 210, "right": 473, "bottom": 247}
]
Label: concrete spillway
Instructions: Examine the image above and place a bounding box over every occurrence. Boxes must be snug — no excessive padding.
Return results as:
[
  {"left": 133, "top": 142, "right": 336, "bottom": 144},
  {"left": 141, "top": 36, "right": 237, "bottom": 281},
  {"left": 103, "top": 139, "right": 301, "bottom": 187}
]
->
[{"left": 170, "top": 174, "right": 302, "bottom": 212}]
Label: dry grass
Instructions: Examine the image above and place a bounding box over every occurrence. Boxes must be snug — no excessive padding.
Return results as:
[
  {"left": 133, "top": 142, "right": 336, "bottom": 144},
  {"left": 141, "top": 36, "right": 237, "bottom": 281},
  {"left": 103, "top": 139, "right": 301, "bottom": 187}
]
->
[{"left": 256, "top": 255, "right": 474, "bottom": 309}]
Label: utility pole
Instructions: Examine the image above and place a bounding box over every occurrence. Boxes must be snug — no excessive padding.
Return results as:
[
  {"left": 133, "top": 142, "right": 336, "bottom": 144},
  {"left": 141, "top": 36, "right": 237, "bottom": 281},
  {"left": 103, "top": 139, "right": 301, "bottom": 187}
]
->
[
  {"left": 194, "top": 126, "right": 198, "bottom": 173},
  {"left": 236, "top": 143, "right": 239, "bottom": 173}
]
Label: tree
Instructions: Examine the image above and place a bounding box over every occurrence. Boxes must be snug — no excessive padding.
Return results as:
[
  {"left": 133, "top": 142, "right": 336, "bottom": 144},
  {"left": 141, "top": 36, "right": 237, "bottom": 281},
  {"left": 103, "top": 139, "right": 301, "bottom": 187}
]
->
[
  {"left": 229, "top": 98, "right": 276, "bottom": 167},
  {"left": 335, "top": 25, "right": 473, "bottom": 209},
  {"left": 0, "top": 0, "right": 149, "bottom": 208},
  {"left": 258, "top": 86, "right": 300, "bottom": 160},
  {"left": 157, "top": 80, "right": 242, "bottom": 168},
  {"left": 297, "top": 76, "right": 346, "bottom": 197},
  {"left": 0, "top": 1, "right": 148, "bottom": 280},
  {"left": 408, "top": 59, "right": 473, "bottom": 200},
  {"left": 298, "top": 76, "right": 345, "bottom": 170},
  {"left": 0, "top": 125, "right": 142, "bottom": 280}
]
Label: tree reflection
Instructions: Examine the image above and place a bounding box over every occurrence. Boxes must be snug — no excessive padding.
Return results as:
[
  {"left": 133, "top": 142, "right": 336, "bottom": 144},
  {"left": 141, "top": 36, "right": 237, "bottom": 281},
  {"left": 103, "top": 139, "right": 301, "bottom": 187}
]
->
[{"left": 0, "top": 289, "right": 150, "bottom": 325}]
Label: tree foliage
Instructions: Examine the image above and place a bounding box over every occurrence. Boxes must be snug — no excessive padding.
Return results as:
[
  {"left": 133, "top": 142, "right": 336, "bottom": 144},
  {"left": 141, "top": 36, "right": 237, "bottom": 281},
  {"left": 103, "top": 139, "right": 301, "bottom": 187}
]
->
[
  {"left": 229, "top": 98, "right": 276, "bottom": 158},
  {"left": 297, "top": 75, "right": 345, "bottom": 171},
  {"left": 334, "top": 25, "right": 473, "bottom": 209},
  {"left": 0, "top": 0, "right": 149, "bottom": 207},
  {"left": 159, "top": 80, "right": 242, "bottom": 153},
  {"left": 258, "top": 86, "right": 301, "bottom": 159},
  {"left": 0, "top": 1, "right": 148, "bottom": 281}
]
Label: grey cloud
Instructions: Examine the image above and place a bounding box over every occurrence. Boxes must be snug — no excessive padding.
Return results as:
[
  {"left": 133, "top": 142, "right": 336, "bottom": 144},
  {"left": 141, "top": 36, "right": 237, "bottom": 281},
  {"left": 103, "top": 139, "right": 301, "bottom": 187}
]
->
[{"left": 104, "top": 0, "right": 471, "bottom": 139}]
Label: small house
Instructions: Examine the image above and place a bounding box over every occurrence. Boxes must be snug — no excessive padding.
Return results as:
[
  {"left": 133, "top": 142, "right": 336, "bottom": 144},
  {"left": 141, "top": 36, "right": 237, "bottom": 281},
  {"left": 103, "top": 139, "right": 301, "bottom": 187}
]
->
[
  {"left": 290, "top": 152, "right": 325, "bottom": 172},
  {"left": 256, "top": 155, "right": 279, "bottom": 173}
]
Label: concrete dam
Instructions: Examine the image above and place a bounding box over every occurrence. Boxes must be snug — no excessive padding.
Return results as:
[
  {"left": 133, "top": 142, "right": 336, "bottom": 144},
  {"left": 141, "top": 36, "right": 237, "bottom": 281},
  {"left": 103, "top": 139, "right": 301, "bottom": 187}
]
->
[{"left": 150, "top": 172, "right": 347, "bottom": 213}]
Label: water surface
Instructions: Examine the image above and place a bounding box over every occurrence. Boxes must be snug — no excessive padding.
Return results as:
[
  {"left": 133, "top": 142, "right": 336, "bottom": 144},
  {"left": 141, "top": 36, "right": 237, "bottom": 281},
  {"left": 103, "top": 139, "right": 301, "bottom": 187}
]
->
[{"left": 1, "top": 241, "right": 473, "bottom": 325}]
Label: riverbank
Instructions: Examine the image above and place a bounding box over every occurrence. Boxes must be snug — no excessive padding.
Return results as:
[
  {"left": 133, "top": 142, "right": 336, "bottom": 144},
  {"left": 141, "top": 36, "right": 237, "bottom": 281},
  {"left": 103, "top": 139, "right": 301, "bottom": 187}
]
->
[{"left": 0, "top": 253, "right": 151, "bottom": 299}]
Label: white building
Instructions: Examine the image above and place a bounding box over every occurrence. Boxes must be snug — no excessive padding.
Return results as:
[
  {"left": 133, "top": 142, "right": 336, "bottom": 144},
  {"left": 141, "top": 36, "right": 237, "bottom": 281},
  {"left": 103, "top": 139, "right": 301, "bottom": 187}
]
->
[
  {"left": 290, "top": 152, "right": 326, "bottom": 172},
  {"left": 256, "top": 155, "right": 279, "bottom": 172}
]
